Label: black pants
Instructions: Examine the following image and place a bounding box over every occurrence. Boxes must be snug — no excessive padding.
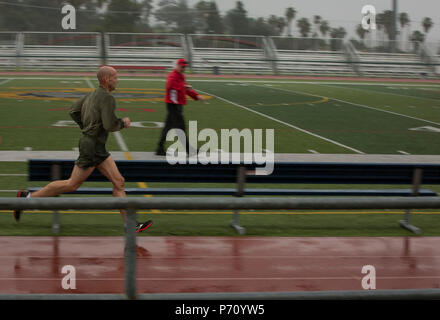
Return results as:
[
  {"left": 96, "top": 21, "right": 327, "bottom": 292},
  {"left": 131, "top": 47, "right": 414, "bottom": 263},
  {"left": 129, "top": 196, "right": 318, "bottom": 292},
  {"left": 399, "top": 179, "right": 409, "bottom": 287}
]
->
[{"left": 157, "top": 103, "right": 192, "bottom": 152}]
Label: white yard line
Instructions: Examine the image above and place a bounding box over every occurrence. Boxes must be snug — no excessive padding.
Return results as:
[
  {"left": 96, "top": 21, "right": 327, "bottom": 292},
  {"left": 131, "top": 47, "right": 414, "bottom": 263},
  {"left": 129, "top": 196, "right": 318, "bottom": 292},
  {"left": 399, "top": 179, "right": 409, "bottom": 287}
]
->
[
  {"left": 0, "top": 79, "right": 12, "bottom": 86},
  {"left": 196, "top": 88, "right": 364, "bottom": 154},
  {"left": 113, "top": 131, "right": 129, "bottom": 152},
  {"left": 398, "top": 150, "right": 411, "bottom": 155},
  {"left": 259, "top": 84, "right": 440, "bottom": 127},
  {"left": 316, "top": 82, "right": 440, "bottom": 103},
  {"left": 84, "top": 77, "right": 94, "bottom": 88}
]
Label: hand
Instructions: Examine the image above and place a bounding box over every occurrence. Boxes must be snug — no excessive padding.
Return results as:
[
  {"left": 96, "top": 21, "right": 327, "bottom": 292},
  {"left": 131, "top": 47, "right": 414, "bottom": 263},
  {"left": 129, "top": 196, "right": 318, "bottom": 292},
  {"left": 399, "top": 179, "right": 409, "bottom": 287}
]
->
[
  {"left": 123, "top": 117, "right": 131, "bottom": 128},
  {"left": 197, "top": 95, "right": 205, "bottom": 101}
]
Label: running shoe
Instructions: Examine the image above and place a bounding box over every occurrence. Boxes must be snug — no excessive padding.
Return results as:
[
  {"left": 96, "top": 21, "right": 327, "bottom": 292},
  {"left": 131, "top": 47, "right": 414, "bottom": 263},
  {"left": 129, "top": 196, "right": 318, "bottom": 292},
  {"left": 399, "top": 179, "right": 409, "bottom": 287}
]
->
[
  {"left": 14, "top": 190, "right": 29, "bottom": 222},
  {"left": 136, "top": 220, "right": 153, "bottom": 233}
]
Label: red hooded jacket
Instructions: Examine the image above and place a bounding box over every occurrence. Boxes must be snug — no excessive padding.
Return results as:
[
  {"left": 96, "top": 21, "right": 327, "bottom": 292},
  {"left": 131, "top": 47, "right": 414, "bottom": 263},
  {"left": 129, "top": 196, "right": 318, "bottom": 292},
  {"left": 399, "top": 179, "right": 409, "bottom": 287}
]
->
[{"left": 164, "top": 69, "right": 199, "bottom": 105}]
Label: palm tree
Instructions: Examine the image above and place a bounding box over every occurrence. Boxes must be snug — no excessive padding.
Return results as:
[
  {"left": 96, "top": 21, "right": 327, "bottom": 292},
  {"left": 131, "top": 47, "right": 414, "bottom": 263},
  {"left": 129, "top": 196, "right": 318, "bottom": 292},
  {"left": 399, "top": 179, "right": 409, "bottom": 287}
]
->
[
  {"left": 410, "top": 30, "right": 425, "bottom": 42},
  {"left": 379, "top": 10, "right": 394, "bottom": 40},
  {"left": 268, "top": 15, "right": 286, "bottom": 36},
  {"left": 375, "top": 12, "right": 384, "bottom": 42},
  {"left": 330, "top": 27, "right": 347, "bottom": 39},
  {"left": 399, "top": 12, "right": 410, "bottom": 31},
  {"left": 410, "top": 30, "right": 425, "bottom": 51},
  {"left": 329, "top": 27, "right": 346, "bottom": 51},
  {"left": 313, "top": 15, "right": 321, "bottom": 38},
  {"left": 285, "top": 7, "right": 296, "bottom": 37},
  {"left": 297, "top": 17, "right": 311, "bottom": 38},
  {"left": 398, "top": 12, "right": 410, "bottom": 45},
  {"left": 422, "top": 17, "right": 433, "bottom": 35},
  {"left": 319, "top": 20, "right": 330, "bottom": 38}
]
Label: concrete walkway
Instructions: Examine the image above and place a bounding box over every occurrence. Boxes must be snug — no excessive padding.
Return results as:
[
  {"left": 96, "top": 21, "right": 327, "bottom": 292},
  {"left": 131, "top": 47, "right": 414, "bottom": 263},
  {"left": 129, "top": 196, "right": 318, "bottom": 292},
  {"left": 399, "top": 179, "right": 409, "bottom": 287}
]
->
[{"left": 1, "top": 150, "right": 440, "bottom": 163}]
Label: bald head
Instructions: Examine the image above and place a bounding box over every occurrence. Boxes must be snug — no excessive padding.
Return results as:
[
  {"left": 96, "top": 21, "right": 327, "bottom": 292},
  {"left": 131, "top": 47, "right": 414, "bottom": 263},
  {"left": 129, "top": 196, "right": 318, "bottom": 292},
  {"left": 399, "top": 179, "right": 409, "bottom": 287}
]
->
[
  {"left": 97, "top": 66, "right": 118, "bottom": 92},
  {"left": 97, "top": 66, "right": 116, "bottom": 84}
]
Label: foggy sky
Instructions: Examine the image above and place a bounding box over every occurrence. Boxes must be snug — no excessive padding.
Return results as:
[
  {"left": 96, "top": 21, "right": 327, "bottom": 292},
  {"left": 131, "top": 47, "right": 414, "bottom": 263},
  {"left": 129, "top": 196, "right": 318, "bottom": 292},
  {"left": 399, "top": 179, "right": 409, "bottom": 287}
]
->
[{"left": 182, "top": 0, "right": 439, "bottom": 42}]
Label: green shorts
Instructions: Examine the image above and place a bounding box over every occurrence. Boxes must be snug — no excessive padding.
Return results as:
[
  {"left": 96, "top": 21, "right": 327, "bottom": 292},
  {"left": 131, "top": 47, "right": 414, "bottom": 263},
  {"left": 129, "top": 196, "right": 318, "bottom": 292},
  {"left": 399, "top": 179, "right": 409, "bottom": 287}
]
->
[{"left": 75, "top": 135, "right": 110, "bottom": 169}]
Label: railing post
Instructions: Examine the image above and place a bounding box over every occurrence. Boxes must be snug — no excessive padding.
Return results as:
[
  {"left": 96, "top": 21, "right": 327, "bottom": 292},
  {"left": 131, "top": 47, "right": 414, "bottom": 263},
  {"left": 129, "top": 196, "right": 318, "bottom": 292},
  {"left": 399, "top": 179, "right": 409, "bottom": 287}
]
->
[
  {"left": 15, "top": 32, "right": 24, "bottom": 70},
  {"left": 230, "top": 165, "right": 246, "bottom": 235},
  {"left": 125, "top": 207, "right": 137, "bottom": 300},
  {"left": 399, "top": 168, "right": 423, "bottom": 234},
  {"left": 51, "top": 164, "right": 61, "bottom": 234}
]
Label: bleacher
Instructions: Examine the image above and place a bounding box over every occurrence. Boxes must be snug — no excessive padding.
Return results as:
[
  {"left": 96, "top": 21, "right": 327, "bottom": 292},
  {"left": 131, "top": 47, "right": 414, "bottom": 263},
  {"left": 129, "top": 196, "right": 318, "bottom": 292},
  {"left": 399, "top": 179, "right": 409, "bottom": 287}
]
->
[
  {"left": 0, "top": 32, "right": 438, "bottom": 78},
  {"left": 18, "top": 32, "right": 101, "bottom": 71},
  {"left": 422, "top": 42, "right": 440, "bottom": 75},
  {"left": 0, "top": 32, "right": 19, "bottom": 69},
  {"left": 350, "top": 40, "right": 437, "bottom": 78},
  {"left": 269, "top": 37, "right": 356, "bottom": 76},
  {"left": 188, "top": 34, "right": 272, "bottom": 74},
  {"left": 356, "top": 52, "right": 431, "bottom": 78},
  {"left": 105, "top": 33, "right": 187, "bottom": 72},
  {"left": 274, "top": 50, "right": 356, "bottom": 76}
]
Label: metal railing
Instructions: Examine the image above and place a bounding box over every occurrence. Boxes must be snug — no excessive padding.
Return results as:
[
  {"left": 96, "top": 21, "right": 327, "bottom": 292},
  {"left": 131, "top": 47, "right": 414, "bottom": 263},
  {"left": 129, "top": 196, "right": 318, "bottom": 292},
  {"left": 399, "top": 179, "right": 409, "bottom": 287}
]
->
[
  {"left": 1, "top": 196, "right": 440, "bottom": 300},
  {"left": 270, "top": 36, "right": 344, "bottom": 52},
  {"left": 1, "top": 288, "right": 440, "bottom": 300},
  {"left": 0, "top": 32, "right": 439, "bottom": 77},
  {"left": 11, "top": 31, "right": 101, "bottom": 70}
]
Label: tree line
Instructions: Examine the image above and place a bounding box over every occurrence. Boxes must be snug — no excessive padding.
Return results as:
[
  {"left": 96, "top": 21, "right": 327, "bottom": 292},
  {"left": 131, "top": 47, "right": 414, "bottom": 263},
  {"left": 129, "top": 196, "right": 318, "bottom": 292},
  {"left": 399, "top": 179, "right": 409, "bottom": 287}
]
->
[
  {"left": 356, "top": 11, "right": 434, "bottom": 44},
  {"left": 0, "top": 0, "right": 434, "bottom": 43}
]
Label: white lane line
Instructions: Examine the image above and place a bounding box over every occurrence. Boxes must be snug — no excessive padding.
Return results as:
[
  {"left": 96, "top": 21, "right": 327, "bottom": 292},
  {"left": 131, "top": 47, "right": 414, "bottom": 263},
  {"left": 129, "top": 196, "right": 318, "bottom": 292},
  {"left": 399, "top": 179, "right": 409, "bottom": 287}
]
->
[
  {"left": 84, "top": 77, "right": 94, "bottom": 88},
  {"left": 398, "top": 151, "right": 411, "bottom": 155},
  {"left": 196, "top": 88, "right": 364, "bottom": 154},
  {"left": 308, "top": 149, "right": 320, "bottom": 154},
  {"left": 317, "top": 83, "right": 440, "bottom": 103},
  {"left": 261, "top": 84, "right": 440, "bottom": 127},
  {"left": 113, "top": 131, "right": 129, "bottom": 152},
  {"left": 0, "top": 79, "right": 12, "bottom": 86}
]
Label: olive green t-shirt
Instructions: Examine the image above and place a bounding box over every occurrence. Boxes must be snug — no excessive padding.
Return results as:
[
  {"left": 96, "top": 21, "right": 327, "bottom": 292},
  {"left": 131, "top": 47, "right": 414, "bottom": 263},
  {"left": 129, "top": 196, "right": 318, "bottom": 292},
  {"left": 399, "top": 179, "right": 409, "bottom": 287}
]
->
[{"left": 69, "top": 86, "right": 125, "bottom": 144}]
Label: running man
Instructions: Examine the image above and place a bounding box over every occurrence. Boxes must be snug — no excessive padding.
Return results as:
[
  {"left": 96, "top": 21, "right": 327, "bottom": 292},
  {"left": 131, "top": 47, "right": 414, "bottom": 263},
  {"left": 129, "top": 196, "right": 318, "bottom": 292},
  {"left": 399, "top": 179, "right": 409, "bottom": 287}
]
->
[
  {"left": 14, "top": 66, "right": 152, "bottom": 233},
  {"left": 156, "top": 58, "right": 204, "bottom": 156}
]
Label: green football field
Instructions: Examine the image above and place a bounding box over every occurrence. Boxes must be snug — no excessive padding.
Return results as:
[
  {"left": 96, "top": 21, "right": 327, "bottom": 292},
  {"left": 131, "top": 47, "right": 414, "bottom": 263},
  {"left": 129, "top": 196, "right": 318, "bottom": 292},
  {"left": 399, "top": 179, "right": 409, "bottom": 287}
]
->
[
  {"left": 0, "top": 75, "right": 439, "bottom": 236},
  {"left": 1, "top": 76, "right": 439, "bottom": 154}
]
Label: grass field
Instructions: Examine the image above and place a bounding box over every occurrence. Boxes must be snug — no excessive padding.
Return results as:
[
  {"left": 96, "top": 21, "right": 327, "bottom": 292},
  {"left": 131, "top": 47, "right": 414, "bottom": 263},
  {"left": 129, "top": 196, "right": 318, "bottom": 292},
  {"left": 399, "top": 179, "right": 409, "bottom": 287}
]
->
[{"left": 0, "top": 75, "right": 439, "bottom": 236}]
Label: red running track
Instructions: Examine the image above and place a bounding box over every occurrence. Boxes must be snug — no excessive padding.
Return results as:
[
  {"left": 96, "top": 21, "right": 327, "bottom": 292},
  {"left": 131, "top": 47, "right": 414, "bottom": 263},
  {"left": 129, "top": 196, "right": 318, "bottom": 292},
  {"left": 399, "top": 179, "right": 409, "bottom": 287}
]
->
[{"left": 0, "top": 236, "right": 439, "bottom": 294}]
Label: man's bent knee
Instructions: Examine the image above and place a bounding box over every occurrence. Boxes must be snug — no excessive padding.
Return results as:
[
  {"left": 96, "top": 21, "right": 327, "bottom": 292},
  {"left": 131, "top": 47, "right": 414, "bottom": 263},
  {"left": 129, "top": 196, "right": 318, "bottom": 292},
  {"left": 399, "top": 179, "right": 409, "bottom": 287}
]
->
[
  {"left": 65, "top": 181, "right": 82, "bottom": 193},
  {"left": 113, "top": 177, "right": 125, "bottom": 190}
]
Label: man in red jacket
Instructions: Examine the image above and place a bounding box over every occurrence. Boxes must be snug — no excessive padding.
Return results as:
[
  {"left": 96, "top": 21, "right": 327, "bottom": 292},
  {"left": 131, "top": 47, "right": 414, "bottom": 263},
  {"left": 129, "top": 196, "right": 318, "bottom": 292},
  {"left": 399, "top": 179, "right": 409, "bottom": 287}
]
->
[{"left": 156, "top": 58, "right": 204, "bottom": 156}]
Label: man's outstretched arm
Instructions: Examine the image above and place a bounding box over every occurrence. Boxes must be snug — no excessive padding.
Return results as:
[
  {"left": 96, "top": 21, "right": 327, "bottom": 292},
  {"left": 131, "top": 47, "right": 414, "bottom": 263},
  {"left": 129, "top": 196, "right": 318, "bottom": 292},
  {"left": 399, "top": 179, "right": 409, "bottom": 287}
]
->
[
  {"left": 101, "top": 95, "right": 126, "bottom": 132},
  {"left": 69, "top": 95, "right": 87, "bottom": 129}
]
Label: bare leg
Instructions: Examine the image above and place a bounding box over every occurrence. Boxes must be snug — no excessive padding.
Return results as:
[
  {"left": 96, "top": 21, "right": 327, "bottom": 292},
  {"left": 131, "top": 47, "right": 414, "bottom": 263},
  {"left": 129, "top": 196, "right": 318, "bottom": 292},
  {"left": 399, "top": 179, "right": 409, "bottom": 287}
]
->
[
  {"left": 96, "top": 156, "right": 127, "bottom": 221},
  {"left": 30, "top": 165, "right": 95, "bottom": 198}
]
